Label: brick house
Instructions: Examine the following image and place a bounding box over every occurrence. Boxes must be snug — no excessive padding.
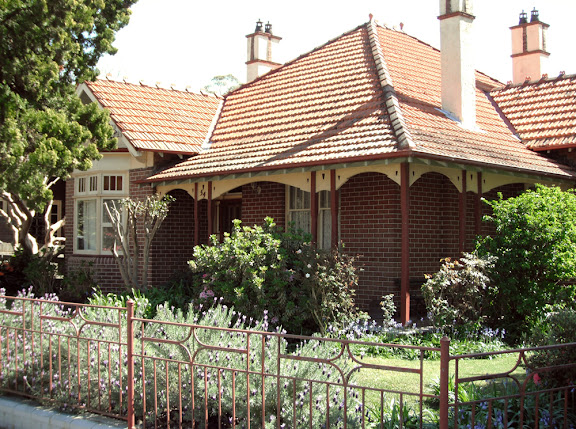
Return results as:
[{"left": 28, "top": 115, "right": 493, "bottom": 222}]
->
[{"left": 68, "top": 3, "right": 576, "bottom": 323}]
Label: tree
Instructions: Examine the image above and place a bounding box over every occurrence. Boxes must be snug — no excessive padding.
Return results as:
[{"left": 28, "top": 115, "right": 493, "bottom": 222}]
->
[
  {"left": 478, "top": 185, "right": 576, "bottom": 339},
  {"left": 202, "top": 74, "right": 241, "bottom": 96},
  {"left": 105, "top": 195, "right": 173, "bottom": 290},
  {"left": 0, "top": 0, "right": 138, "bottom": 256}
]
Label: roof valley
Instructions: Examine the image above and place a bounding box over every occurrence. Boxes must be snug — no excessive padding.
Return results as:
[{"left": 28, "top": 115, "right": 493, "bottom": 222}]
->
[{"left": 367, "top": 20, "right": 415, "bottom": 150}]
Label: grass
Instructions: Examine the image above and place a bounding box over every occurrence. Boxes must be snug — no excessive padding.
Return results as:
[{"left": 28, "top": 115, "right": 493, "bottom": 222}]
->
[{"left": 350, "top": 353, "right": 526, "bottom": 412}]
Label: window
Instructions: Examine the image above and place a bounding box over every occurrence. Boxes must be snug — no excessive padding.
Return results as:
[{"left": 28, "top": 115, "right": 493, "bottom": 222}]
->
[
  {"left": 287, "top": 186, "right": 332, "bottom": 249},
  {"left": 75, "top": 174, "right": 126, "bottom": 253}
]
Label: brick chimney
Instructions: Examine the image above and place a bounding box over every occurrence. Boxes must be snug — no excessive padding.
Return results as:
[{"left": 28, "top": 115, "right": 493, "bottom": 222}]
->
[
  {"left": 246, "top": 20, "right": 282, "bottom": 83},
  {"left": 438, "top": 0, "right": 476, "bottom": 128},
  {"left": 510, "top": 8, "right": 550, "bottom": 84}
]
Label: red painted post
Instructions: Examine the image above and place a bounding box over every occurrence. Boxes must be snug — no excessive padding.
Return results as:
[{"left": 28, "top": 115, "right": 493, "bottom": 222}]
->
[
  {"left": 459, "top": 170, "right": 467, "bottom": 254},
  {"left": 400, "top": 163, "right": 410, "bottom": 325},
  {"left": 330, "top": 170, "right": 338, "bottom": 249},
  {"left": 194, "top": 183, "right": 199, "bottom": 246},
  {"left": 207, "top": 181, "right": 213, "bottom": 238},
  {"left": 474, "top": 172, "right": 483, "bottom": 236},
  {"left": 439, "top": 336, "right": 450, "bottom": 429},
  {"left": 126, "top": 300, "right": 135, "bottom": 429},
  {"left": 310, "top": 172, "right": 318, "bottom": 246}
]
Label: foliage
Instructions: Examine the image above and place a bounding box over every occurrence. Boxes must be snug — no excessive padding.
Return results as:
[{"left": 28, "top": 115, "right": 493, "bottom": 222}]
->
[
  {"left": 429, "top": 376, "right": 576, "bottom": 428},
  {"left": 188, "top": 217, "right": 363, "bottom": 335},
  {"left": 366, "top": 397, "right": 434, "bottom": 428},
  {"left": 59, "top": 260, "right": 97, "bottom": 302},
  {"left": 202, "top": 74, "right": 241, "bottom": 96},
  {"left": 105, "top": 194, "right": 174, "bottom": 290},
  {"left": 0, "top": 0, "right": 137, "bottom": 255},
  {"left": 379, "top": 294, "right": 397, "bottom": 327},
  {"left": 478, "top": 185, "right": 576, "bottom": 341},
  {"left": 527, "top": 307, "right": 576, "bottom": 387},
  {"left": 346, "top": 322, "right": 507, "bottom": 360},
  {"left": 138, "top": 269, "right": 202, "bottom": 319},
  {"left": 421, "top": 252, "right": 496, "bottom": 331},
  {"left": 21, "top": 249, "right": 60, "bottom": 295}
]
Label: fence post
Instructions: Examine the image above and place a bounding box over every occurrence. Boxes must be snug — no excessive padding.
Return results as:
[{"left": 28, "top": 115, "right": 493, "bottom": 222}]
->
[
  {"left": 126, "top": 300, "right": 135, "bottom": 429},
  {"left": 439, "top": 336, "right": 450, "bottom": 429}
]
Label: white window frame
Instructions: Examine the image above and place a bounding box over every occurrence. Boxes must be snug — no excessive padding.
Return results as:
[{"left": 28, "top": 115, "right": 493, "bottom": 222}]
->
[
  {"left": 74, "top": 173, "right": 127, "bottom": 254},
  {"left": 286, "top": 186, "right": 332, "bottom": 249}
]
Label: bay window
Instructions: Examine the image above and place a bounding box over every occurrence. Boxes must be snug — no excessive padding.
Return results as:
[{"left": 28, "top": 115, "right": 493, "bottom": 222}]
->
[{"left": 75, "top": 174, "right": 126, "bottom": 254}]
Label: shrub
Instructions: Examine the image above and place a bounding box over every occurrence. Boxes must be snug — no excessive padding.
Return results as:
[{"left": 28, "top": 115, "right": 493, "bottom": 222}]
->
[
  {"left": 527, "top": 307, "right": 576, "bottom": 387},
  {"left": 188, "top": 217, "right": 363, "bottom": 335},
  {"left": 421, "top": 252, "right": 495, "bottom": 332},
  {"left": 59, "top": 261, "right": 97, "bottom": 302},
  {"left": 478, "top": 185, "right": 576, "bottom": 341}
]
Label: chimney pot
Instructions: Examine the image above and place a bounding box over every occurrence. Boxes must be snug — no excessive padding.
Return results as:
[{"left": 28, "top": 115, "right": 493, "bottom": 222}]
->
[
  {"left": 265, "top": 22, "right": 272, "bottom": 34},
  {"left": 519, "top": 10, "right": 528, "bottom": 25},
  {"left": 530, "top": 8, "right": 540, "bottom": 23},
  {"left": 255, "top": 19, "right": 263, "bottom": 32}
]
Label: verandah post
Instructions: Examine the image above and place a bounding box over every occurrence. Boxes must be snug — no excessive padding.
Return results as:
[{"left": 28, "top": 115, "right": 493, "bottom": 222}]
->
[
  {"left": 126, "top": 300, "right": 135, "bottom": 429},
  {"left": 439, "top": 336, "right": 450, "bottom": 429}
]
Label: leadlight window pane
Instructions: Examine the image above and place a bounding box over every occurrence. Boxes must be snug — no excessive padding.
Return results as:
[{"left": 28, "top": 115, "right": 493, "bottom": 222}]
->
[
  {"left": 289, "top": 210, "right": 311, "bottom": 234},
  {"left": 319, "top": 190, "right": 331, "bottom": 209},
  {"left": 89, "top": 176, "right": 98, "bottom": 192},
  {"left": 319, "top": 208, "right": 332, "bottom": 249},
  {"left": 289, "top": 187, "right": 310, "bottom": 210}
]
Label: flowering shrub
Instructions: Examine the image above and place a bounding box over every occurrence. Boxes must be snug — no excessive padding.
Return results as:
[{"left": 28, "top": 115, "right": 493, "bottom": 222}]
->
[
  {"left": 421, "top": 252, "right": 495, "bottom": 332},
  {"left": 188, "top": 217, "right": 363, "bottom": 335}
]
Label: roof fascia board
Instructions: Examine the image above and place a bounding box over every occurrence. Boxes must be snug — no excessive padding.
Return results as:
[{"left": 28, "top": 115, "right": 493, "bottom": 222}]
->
[
  {"left": 151, "top": 154, "right": 574, "bottom": 188},
  {"left": 367, "top": 19, "right": 415, "bottom": 149}
]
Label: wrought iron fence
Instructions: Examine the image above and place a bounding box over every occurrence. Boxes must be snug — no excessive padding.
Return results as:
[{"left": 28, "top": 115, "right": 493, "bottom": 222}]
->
[{"left": 0, "top": 295, "right": 575, "bottom": 428}]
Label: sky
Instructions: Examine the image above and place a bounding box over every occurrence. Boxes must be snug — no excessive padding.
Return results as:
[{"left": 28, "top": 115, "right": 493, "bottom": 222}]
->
[{"left": 96, "top": 0, "right": 576, "bottom": 92}]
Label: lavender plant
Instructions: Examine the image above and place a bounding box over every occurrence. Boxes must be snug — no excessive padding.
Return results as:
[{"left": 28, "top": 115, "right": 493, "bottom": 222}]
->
[{"left": 136, "top": 297, "right": 366, "bottom": 428}]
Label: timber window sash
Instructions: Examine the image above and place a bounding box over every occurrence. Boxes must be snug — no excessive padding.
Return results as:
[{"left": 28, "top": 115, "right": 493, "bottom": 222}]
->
[
  {"left": 287, "top": 186, "right": 332, "bottom": 249},
  {"left": 74, "top": 173, "right": 127, "bottom": 254}
]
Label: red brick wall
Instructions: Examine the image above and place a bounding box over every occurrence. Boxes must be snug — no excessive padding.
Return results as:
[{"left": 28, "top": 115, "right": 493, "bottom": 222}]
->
[
  {"left": 60, "top": 167, "right": 532, "bottom": 304},
  {"left": 149, "top": 189, "right": 197, "bottom": 287},
  {"left": 340, "top": 172, "right": 478, "bottom": 314},
  {"left": 241, "top": 181, "right": 286, "bottom": 228}
]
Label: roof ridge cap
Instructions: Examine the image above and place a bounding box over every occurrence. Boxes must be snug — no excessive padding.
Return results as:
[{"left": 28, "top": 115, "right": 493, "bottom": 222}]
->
[
  {"left": 233, "top": 22, "right": 369, "bottom": 92},
  {"left": 367, "top": 18, "right": 415, "bottom": 149},
  {"left": 494, "top": 72, "right": 576, "bottom": 91},
  {"left": 93, "top": 77, "right": 219, "bottom": 99}
]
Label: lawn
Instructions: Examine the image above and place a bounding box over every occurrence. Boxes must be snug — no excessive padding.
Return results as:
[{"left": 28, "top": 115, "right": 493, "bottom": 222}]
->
[{"left": 351, "top": 353, "right": 525, "bottom": 410}]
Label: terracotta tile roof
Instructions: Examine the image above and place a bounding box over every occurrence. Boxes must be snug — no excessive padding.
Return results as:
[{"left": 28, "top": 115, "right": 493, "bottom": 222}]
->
[
  {"left": 375, "top": 25, "right": 572, "bottom": 177},
  {"left": 490, "top": 74, "right": 576, "bottom": 151},
  {"left": 84, "top": 79, "right": 222, "bottom": 154},
  {"left": 148, "top": 21, "right": 575, "bottom": 182}
]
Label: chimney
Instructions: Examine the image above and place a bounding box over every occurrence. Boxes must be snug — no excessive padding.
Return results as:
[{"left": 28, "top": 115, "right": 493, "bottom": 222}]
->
[
  {"left": 438, "top": 0, "right": 476, "bottom": 128},
  {"left": 246, "top": 20, "right": 282, "bottom": 83},
  {"left": 510, "top": 8, "right": 550, "bottom": 84}
]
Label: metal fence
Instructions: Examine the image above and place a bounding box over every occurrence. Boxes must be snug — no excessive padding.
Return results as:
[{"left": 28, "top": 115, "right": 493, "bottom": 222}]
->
[{"left": 0, "top": 295, "right": 574, "bottom": 428}]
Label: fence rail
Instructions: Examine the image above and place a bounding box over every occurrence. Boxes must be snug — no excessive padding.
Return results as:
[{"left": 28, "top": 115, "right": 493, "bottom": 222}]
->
[{"left": 0, "top": 295, "right": 575, "bottom": 428}]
